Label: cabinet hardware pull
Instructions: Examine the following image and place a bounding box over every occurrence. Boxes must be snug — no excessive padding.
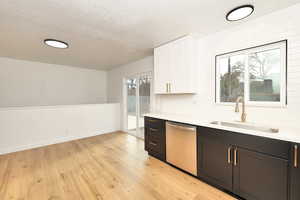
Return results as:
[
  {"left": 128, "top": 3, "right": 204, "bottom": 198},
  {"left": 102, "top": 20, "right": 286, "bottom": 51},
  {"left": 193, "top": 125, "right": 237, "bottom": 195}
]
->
[
  {"left": 150, "top": 128, "right": 158, "bottom": 132},
  {"left": 295, "top": 145, "right": 298, "bottom": 168},
  {"left": 234, "top": 148, "right": 238, "bottom": 166},
  {"left": 166, "top": 83, "right": 168, "bottom": 93},
  {"left": 150, "top": 142, "right": 157, "bottom": 146},
  {"left": 227, "top": 147, "right": 232, "bottom": 164},
  {"left": 148, "top": 119, "right": 157, "bottom": 123}
]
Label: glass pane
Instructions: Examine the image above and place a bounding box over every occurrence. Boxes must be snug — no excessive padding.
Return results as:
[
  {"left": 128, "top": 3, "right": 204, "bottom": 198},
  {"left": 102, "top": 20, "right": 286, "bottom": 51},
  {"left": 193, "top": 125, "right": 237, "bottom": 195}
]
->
[
  {"left": 249, "top": 48, "right": 281, "bottom": 102},
  {"left": 219, "top": 55, "right": 246, "bottom": 102},
  {"left": 137, "top": 75, "right": 151, "bottom": 139},
  {"left": 127, "top": 78, "right": 137, "bottom": 133},
  {"left": 139, "top": 75, "right": 151, "bottom": 119}
]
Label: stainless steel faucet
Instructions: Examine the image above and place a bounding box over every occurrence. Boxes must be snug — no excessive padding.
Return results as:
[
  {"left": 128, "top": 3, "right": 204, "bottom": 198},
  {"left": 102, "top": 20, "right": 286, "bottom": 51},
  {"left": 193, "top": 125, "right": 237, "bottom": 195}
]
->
[{"left": 235, "top": 96, "right": 246, "bottom": 122}]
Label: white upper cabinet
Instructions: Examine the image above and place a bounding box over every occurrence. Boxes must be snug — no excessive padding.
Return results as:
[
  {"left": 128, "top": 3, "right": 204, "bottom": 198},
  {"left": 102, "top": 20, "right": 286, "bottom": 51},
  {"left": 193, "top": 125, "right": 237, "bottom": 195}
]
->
[
  {"left": 154, "top": 35, "right": 197, "bottom": 94},
  {"left": 154, "top": 44, "right": 171, "bottom": 94}
]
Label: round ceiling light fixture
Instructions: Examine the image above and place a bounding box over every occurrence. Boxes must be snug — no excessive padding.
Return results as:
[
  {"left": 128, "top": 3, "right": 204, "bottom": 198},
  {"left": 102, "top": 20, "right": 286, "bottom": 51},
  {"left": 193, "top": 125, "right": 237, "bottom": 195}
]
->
[
  {"left": 44, "top": 39, "right": 69, "bottom": 49},
  {"left": 226, "top": 5, "right": 254, "bottom": 21}
]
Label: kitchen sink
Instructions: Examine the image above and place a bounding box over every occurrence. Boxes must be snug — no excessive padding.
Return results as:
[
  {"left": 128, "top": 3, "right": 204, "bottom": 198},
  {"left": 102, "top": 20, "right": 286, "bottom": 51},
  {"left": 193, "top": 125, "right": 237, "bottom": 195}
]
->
[{"left": 210, "top": 121, "right": 279, "bottom": 133}]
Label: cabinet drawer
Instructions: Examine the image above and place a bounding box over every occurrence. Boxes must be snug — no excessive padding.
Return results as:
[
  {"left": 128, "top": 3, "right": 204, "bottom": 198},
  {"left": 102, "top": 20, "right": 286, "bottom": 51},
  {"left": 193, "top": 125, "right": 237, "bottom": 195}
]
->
[
  {"left": 234, "top": 133, "right": 290, "bottom": 160},
  {"left": 148, "top": 137, "right": 161, "bottom": 152},
  {"left": 148, "top": 127, "right": 162, "bottom": 139},
  {"left": 198, "top": 126, "right": 290, "bottom": 160},
  {"left": 148, "top": 136, "right": 164, "bottom": 160},
  {"left": 148, "top": 149, "right": 164, "bottom": 160},
  {"left": 145, "top": 117, "right": 164, "bottom": 129}
]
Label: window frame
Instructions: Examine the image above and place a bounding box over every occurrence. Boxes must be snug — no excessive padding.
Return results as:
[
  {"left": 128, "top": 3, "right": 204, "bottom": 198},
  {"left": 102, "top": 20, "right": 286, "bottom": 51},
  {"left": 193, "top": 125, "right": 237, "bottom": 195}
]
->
[{"left": 215, "top": 40, "right": 287, "bottom": 107}]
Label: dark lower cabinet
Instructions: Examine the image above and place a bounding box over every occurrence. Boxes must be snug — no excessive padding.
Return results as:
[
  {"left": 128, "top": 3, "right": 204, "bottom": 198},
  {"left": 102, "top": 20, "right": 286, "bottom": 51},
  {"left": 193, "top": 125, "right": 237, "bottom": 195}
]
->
[
  {"left": 290, "top": 143, "right": 300, "bottom": 200},
  {"left": 144, "top": 117, "right": 166, "bottom": 161},
  {"left": 198, "top": 137, "right": 233, "bottom": 191},
  {"left": 145, "top": 119, "right": 298, "bottom": 200},
  {"left": 233, "top": 147, "right": 288, "bottom": 200},
  {"left": 197, "top": 126, "right": 290, "bottom": 200}
]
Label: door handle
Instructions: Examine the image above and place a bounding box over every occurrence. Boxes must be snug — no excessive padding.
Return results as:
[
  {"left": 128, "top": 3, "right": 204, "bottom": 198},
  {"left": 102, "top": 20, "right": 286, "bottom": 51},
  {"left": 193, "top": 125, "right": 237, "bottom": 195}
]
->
[
  {"left": 227, "top": 146, "right": 232, "bottom": 164},
  {"left": 234, "top": 148, "right": 238, "bottom": 166},
  {"left": 294, "top": 145, "right": 298, "bottom": 168}
]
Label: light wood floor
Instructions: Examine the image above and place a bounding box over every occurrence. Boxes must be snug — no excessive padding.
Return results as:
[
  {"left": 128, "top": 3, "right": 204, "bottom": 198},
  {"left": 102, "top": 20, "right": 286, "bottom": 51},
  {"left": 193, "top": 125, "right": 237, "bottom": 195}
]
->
[{"left": 0, "top": 132, "right": 236, "bottom": 200}]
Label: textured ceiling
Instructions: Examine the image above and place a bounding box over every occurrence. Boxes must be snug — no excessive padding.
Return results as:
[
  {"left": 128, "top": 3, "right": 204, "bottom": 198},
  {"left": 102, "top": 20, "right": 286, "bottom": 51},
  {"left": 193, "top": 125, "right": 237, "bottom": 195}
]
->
[{"left": 1, "top": 0, "right": 300, "bottom": 70}]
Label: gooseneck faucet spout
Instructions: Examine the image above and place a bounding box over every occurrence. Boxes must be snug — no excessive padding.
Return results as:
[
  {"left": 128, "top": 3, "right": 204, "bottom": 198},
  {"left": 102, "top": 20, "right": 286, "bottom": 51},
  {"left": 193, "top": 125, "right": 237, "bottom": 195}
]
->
[{"left": 235, "top": 96, "right": 247, "bottom": 122}]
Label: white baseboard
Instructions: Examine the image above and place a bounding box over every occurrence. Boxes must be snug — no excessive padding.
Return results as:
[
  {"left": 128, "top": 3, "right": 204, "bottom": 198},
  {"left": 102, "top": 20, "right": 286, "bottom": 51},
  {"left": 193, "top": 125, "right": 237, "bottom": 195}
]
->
[{"left": 0, "top": 129, "right": 120, "bottom": 155}]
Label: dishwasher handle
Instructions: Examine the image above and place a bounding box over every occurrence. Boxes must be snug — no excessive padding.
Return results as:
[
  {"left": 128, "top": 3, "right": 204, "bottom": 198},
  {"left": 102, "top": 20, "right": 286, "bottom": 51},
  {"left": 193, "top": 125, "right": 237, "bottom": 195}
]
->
[{"left": 166, "top": 122, "right": 196, "bottom": 132}]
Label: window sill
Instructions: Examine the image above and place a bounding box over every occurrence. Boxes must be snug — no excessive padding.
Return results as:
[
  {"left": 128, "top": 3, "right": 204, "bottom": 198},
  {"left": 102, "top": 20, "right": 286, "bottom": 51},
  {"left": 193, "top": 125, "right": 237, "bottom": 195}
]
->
[{"left": 215, "top": 102, "right": 287, "bottom": 109}]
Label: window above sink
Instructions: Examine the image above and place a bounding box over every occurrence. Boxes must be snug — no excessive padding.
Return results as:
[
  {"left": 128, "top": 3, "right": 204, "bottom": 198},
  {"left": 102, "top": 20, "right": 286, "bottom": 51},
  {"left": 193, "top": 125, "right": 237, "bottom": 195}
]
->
[{"left": 215, "top": 40, "right": 287, "bottom": 107}]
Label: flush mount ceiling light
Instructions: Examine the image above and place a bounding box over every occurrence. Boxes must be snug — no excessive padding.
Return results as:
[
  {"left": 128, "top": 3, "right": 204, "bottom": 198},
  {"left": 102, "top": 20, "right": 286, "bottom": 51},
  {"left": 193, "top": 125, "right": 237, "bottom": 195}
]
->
[
  {"left": 44, "top": 39, "right": 69, "bottom": 49},
  {"left": 226, "top": 5, "right": 254, "bottom": 21}
]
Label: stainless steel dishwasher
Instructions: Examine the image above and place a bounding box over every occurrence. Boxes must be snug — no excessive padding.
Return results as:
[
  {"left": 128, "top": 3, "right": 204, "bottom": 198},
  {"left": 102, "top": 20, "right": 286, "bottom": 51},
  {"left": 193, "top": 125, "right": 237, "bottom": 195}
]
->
[{"left": 166, "top": 121, "right": 197, "bottom": 176}]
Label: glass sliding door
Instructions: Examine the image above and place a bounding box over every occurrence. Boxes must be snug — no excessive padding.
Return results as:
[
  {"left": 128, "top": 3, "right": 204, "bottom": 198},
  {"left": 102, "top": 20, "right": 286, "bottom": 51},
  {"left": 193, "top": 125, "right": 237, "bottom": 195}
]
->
[
  {"left": 125, "top": 72, "right": 152, "bottom": 139},
  {"left": 137, "top": 74, "right": 151, "bottom": 138},
  {"left": 126, "top": 78, "right": 137, "bottom": 135}
]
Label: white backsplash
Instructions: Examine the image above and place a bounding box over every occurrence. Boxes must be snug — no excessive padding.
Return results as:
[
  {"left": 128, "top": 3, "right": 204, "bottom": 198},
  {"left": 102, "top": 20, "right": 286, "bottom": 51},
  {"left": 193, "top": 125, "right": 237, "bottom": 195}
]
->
[{"left": 154, "top": 4, "right": 300, "bottom": 130}]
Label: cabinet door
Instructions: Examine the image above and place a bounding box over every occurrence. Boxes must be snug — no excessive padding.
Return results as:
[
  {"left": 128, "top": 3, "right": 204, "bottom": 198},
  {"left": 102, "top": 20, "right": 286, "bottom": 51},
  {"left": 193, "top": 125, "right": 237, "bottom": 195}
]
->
[
  {"left": 233, "top": 147, "right": 288, "bottom": 200},
  {"left": 198, "top": 137, "right": 233, "bottom": 191},
  {"left": 169, "top": 36, "right": 195, "bottom": 94},
  {"left": 154, "top": 45, "right": 170, "bottom": 94},
  {"left": 290, "top": 144, "right": 300, "bottom": 200}
]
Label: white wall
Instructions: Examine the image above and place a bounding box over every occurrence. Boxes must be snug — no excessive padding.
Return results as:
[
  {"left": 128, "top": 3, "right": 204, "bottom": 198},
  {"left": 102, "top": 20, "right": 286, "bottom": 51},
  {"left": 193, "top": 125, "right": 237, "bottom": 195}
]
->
[
  {"left": 0, "top": 57, "right": 119, "bottom": 154},
  {"left": 0, "top": 103, "right": 120, "bottom": 155},
  {"left": 108, "top": 4, "right": 300, "bottom": 131},
  {"left": 156, "top": 4, "right": 300, "bottom": 130},
  {"left": 0, "top": 57, "right": 107, "bottom": 107}
]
